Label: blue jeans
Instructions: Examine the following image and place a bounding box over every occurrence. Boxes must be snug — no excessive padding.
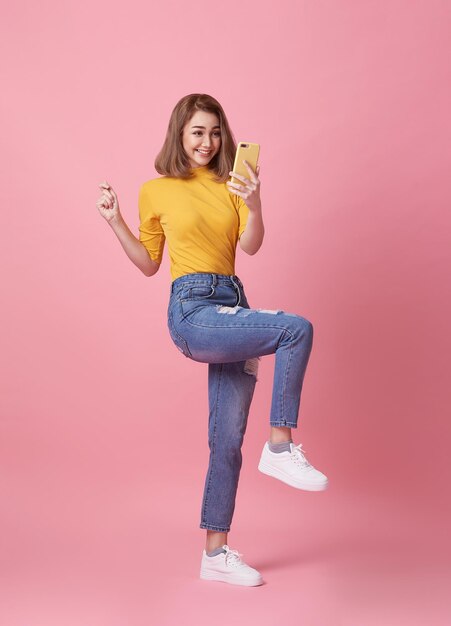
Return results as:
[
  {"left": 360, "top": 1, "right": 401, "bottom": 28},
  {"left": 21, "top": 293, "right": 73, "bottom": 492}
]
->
[{"left": 167, "top": 273, "right": 314, "bottom": 532}]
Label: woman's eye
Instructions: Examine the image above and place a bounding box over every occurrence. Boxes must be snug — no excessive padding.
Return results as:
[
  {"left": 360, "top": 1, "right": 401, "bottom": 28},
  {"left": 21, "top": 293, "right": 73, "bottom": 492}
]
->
[{"left": 193, "top": 131, "right": 221, "bottom": 137}]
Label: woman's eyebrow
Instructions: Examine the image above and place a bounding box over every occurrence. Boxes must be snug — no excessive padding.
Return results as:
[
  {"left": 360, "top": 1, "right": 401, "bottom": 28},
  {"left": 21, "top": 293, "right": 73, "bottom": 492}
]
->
[{"left": 191, "top": 125, "right": 221, "bottom": 129}]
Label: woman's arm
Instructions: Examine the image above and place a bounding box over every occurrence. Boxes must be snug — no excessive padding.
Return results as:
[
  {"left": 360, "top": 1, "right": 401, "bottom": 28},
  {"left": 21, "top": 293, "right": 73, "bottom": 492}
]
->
[
  {"left": 109, "top": 215, "right": 160, "bottom": 276},
  {"left": 239, "top": 206, "right": 264, "bottom": 255},
  {"left": 97, "top": 181, "right": 159, "bottom": 277},
  {"left": 227, "top": 162, "right": 264, "bottom": 256}
]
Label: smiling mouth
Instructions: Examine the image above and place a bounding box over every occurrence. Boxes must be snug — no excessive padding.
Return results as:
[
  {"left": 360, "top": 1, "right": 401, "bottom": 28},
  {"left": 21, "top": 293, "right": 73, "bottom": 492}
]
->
[{"left": 196, "top": 149, "right": 211, "bottom": 155}]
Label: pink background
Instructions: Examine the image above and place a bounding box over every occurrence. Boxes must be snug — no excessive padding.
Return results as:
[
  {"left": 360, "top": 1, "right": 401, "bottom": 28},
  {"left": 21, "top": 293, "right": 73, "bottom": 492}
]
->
[{"left": 1, "top": 0, "right": 450, "bottom": 624}]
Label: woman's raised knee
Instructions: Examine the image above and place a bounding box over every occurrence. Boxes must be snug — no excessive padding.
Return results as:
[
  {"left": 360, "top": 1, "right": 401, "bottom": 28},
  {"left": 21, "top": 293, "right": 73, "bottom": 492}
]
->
[{"left": 290, "top": 315, "right": 314, "bottom": 342}]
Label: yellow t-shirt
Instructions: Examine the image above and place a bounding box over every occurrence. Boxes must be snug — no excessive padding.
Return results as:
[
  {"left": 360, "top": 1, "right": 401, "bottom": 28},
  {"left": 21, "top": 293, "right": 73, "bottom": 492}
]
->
[{"left": 138, "top": 165, "right": 249, "bottom": 280}]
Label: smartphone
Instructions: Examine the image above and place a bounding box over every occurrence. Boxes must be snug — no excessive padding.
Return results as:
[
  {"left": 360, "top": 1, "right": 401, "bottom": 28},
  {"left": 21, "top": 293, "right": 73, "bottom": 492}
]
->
[{"left": 230, "top": 141, "right": 260, "bottom": 185}]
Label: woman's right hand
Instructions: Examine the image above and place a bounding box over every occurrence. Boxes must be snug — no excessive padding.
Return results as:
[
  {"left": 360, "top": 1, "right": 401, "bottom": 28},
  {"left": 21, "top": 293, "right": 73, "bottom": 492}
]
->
[{"left": 96, "top": 181, "right": 122, "bottom": 224}]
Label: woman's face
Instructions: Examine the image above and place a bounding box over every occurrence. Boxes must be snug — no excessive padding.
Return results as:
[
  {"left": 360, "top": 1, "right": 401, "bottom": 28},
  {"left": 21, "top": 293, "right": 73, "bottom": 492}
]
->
[{"left": 182, "top": 110, "right": 221, "bottom": 168}]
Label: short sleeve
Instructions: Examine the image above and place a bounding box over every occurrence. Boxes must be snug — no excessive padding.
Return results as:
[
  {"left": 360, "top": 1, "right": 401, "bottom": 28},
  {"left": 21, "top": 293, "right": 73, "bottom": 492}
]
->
[
  {"left": 237, "top": 196, "right": 249, "bottom": 238},
  {"left": 138, "top": 183, "right": 165, "bottom": 264}
]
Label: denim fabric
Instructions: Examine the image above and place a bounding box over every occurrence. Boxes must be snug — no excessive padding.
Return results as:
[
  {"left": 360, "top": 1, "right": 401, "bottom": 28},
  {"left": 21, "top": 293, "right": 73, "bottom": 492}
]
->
[{"left": 167, "top": 272, "right": 314, "bottom": 532}]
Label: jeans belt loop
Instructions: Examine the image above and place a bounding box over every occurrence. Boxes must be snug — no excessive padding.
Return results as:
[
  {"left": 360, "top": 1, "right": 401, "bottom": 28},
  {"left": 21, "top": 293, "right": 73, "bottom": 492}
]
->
[{"left": 229, "top": 275, "right": 241, "bottom": 306}]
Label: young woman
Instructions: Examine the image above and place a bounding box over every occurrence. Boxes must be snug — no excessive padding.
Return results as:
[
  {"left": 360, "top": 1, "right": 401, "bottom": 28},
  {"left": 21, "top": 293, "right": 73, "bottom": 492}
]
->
[{"left": 96, "top": 93, "right": 328, "bottom": 587}]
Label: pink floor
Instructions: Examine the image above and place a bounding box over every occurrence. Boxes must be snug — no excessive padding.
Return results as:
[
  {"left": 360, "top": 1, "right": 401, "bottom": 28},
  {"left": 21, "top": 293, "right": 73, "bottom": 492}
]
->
[{"left": 1, "top": 438, "right": 449, "bottom": 626}]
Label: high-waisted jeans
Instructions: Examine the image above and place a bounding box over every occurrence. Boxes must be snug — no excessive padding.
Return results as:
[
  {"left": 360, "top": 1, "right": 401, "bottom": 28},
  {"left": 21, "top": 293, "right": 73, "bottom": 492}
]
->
[{"left": 167, "top": 272, "right": 314, "bottom": 532}]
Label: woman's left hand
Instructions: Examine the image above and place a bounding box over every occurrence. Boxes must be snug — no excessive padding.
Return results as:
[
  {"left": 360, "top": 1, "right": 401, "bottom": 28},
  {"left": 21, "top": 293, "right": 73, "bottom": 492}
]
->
[{"left": 227, "top": 160, "right": 261, "bottom": 212}]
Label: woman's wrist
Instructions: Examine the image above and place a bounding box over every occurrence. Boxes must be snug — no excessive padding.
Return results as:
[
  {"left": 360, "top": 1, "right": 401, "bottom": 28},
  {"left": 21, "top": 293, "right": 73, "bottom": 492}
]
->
[{"left": 108, "top": 214, "right": 125, "bottom": 230}]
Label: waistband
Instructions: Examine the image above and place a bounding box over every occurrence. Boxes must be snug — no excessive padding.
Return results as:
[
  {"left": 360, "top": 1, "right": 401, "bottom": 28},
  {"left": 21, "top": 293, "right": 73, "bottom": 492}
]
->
[{"left": 170, "top": 272, "right": 244, "bottom": 293}]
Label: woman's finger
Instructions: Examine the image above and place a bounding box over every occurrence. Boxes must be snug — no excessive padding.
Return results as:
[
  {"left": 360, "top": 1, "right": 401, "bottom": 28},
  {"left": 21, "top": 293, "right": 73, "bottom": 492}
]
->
[
  {"left": 229, "top": 170, "right": 247, "bottom": 182},
  {"left": 98, "top": 195, "right": 111, "bottom": 208},
  {"left": 243, "top": 160, "right": 258, "bottom": 184},
  {"left": 108, "top": 186, "right": 118, "bottom": 204}
]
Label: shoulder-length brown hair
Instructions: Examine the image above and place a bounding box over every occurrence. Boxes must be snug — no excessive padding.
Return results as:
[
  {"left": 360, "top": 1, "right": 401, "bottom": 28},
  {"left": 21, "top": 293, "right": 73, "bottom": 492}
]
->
[{"left": 154, "top": 93, "right": 237, "bottom": 183}]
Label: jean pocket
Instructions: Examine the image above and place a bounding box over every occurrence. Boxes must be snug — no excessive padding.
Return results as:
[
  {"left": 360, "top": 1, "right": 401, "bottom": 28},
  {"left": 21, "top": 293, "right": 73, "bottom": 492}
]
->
[
  {"left": 167, "top": 312, "right": 192, "bottom": 358},
  {"left": 187, "top": 284, "right": 216, "bottom": 300}
]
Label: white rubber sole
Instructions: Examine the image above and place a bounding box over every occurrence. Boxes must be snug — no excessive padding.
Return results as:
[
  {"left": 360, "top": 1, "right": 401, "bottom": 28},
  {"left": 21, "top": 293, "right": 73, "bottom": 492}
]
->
[
  {"left": 200, "top": 568, "right": 263, "bottom": 586},
  {"left": 258, "top": 458, "right": 328, "bottom": 491}
]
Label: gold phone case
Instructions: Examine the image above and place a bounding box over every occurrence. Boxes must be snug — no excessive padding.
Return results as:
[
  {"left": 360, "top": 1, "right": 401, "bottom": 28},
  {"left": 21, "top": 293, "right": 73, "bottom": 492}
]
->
[{"left": 231, "top": 141, "right": 260, "bottom": 185}]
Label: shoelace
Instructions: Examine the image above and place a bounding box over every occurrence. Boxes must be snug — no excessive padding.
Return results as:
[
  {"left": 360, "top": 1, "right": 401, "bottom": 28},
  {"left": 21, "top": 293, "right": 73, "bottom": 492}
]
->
[
  {"left": 223, "top": 545, "right": 244, "bottom": 567},
  {"left": 290, "top": 443, "right": 313, "bottom": 470}
]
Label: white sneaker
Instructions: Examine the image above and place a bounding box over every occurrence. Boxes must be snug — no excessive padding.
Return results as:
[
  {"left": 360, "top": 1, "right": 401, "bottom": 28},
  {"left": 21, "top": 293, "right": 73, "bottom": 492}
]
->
[
  {"left": 258, "top": 441, "right": 329, "bottom": 491},
  {"left": 200, "top": 544, "right": 263, "bottom": 586}
]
